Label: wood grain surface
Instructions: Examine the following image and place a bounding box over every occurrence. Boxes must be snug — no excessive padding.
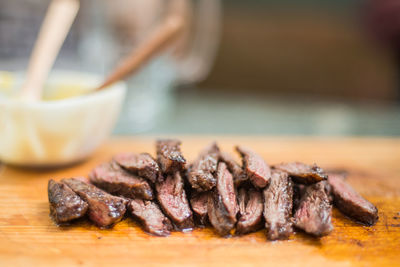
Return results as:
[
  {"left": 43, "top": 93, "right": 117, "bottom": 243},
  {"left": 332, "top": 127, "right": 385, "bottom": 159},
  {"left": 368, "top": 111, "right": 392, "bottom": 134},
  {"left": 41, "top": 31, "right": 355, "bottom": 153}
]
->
[{"left": 0, "top": 137, "right": 399, "bottom": 267}]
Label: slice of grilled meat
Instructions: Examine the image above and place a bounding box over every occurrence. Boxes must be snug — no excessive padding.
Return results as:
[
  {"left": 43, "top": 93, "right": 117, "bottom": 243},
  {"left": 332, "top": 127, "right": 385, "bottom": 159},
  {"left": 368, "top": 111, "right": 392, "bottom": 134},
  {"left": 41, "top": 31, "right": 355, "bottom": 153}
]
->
[
  {"left": 219, "top": 151, "right": 247, "bottom": 186},
  {"left": 236, "top": 187, "right": 263, "bottom": 235},
  {"left": 190, "top": 192, "right": 210, "bottom": 226},
  {"left": 274, "top": 162, "right": 327, "bottom": 185},
  {"left": 328, "top": 173, "right": 378, "bottom": 226},
  {"left": 156, "top": 171, "right": 194, "bottom": 230},
  {"left": 48, "top": 179, "right": 88, "bottom": 224},
  {"left": 236, "top": 146, "right": 271, "bottom": 188},
  {"left": 187, "top": 142, "right": 220, "bottom": 192},
  {"left": 208, "top": 162, "right": 238, "bottom": 236},
  {"left": 114, "top": 152, "right": 161, "bottom": 183},
  {"left": 263, "top": 170, "right": 293, "bottom": 240},
  {"left": 128, "top": 199, "right": 173, "bottom": 236},
  {"left": 293, "top": 182, "right": 333, "bottom": 237},
  {"left": 89, "top": 162, "right": 153, "bottom": 200},
  {"left": 62, "top": 178, "right": 128, "bottom": 228},
  {"left": 156, "top": 139, "right": 186, "bottom": 174}
]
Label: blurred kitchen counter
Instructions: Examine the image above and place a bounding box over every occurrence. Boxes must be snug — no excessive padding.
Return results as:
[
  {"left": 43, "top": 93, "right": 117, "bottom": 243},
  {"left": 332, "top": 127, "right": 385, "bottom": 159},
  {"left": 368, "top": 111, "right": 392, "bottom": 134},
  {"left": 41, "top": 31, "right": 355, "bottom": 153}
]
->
[{"left": 114, "top": 87, "right": 400, "bottom": 136}]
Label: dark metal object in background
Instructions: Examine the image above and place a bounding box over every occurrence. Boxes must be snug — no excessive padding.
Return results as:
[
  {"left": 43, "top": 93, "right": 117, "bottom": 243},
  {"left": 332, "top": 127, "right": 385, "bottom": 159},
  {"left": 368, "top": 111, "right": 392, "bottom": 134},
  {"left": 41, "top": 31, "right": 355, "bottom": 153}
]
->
[
  {"left": 200, "top": 1, "right": 397, "bottom": 101},
  {"left": 365, "top": 0, "right": 400, "bottom": 101}
]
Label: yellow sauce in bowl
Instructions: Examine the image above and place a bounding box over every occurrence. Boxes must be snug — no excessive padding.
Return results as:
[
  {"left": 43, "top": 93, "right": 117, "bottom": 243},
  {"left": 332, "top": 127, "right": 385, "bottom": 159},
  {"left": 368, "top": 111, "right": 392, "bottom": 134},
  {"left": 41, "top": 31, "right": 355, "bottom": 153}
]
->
[
  {"left": 0, "top": 71, "right": 15, "bottom": 95},
  {"left": 41, "top": 83, "right": 92, "bottom": 101},
  {"left": 0, "top": 70, "right": 94, "bottom": 101},
  {"left": 0, "top": 70, "right": 126, "bottom": 167}
]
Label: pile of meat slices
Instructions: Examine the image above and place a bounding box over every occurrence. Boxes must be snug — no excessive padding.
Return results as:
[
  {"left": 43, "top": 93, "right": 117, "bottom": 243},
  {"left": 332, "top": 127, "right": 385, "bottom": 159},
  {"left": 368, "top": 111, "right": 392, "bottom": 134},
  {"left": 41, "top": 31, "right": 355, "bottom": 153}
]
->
[{"left": 48, "top": 139, "right": 379, "bottom": 239}]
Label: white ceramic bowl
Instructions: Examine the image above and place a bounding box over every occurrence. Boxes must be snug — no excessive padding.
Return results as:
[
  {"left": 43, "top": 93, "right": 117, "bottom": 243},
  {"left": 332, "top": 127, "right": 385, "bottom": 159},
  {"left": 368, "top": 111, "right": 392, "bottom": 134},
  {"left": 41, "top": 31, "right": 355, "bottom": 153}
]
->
[{"left": 0, "top": 70, "right": 126, "bottom": 167}]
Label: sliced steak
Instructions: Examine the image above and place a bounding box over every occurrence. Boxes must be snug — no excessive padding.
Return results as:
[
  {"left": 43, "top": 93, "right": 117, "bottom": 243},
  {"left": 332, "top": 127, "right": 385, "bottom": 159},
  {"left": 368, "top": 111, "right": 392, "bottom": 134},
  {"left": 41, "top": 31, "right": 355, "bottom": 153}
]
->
[
  {"left": 48, "top": 179, "right": 88, "bottom": 224},
  {"left": 263, "top": 170, "right": 293, "bottom": 240},
  {"left": 187, "top": 142, "right": 220, "bottom": 191},
  {"left": 236, "top": 187, "right": 263, "bottom": 235},
  {"left": 328, "top": 173, "right": 378, "bottom": 226},
  {"left": 219, "top": 151, "right": 247, "bottom": 186},
  {"left": 89, "top": 162, "right": 153, "bottom": 200},
  {"left": 62, "top": 178, "right": 128, "bottom": 228},
  {"left": 190, "top": 192, "right": 210, "bottom": 226},
  {"left": 236, "top": 146, "right": 271, "bottom": 188},
  {"left": 156, "top": 171, "right": 194, "bottom": 230},
  {"left": 208, "top": 162, "right": 238, "bottom": 236},
  {"left": 156, "top": 139, "right": 186, "bottom": 174},
  {"left": 274, "top": 162, "right": 327, "bottom": 185},
  {"left": 114, "top": 152, "right": 161, "bottom": 183},
  {"left": 293, "top": 182, "right": 333, "bottom": 236},
  {"left": 128, "top": 199, "right": 173, "bottom": 236}
]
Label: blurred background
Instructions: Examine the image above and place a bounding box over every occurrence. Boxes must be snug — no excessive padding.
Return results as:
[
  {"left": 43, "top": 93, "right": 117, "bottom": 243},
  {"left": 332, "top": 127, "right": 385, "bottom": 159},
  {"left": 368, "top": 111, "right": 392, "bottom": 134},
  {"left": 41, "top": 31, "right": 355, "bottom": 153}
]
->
[{"left": 1, "top": 0, "right": 400, "bottom": 136}]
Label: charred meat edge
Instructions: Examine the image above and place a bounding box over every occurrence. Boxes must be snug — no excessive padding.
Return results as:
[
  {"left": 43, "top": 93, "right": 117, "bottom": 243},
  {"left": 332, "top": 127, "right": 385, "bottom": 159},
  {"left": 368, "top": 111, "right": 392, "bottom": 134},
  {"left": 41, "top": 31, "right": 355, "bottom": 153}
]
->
[
  {"left": 48, "top": 179, "right": 88, "bottom": 224},
  {"left": 89, "top": 162, "right": 153, "bottom": 200},
  {"left": 236, "top": 187, "right": 264, "bottom": 235},
  {"left": 208, "top": 162, "right": 238, "bottom": 236},
  {"left": 62, "top": 178, "right": 128, "bottom": 228},
  {"left": 113, "top": 152, "right": 161, "bottom": 183},
  {"left": 187, "top": 142, "right": 220, "bottom": 192},
  {"left": 274, "top": 162, "right": 327, "bottom": 185},
  {"left": 328, "top": 173, "right": 378, "bottom": 226},
  {"left": 128, "top": 199, "right": 173, "bottom": 236},
  {"left": 293, "top": 182, "right": 333, "bottom": 237},
  {"left": 156, "top": 171, "right": 194, "bottom": 230},
  {"left": 235, "top": 146, "right": 271, "bottom": 188},
  {"left": 263, "top": 170, "right": 293, "bottom": 240},
  {"left": 156, "top": 139, "right": 186, "bottom": 174}
]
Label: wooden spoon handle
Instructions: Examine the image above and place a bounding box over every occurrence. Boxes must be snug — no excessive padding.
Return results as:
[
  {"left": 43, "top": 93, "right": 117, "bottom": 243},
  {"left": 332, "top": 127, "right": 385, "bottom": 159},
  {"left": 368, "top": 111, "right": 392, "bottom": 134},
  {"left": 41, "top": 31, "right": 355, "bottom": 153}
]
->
[
  {"left": 96, "top": 15, "right": 184, "bottom": 91},
  {"left": 20, "top": 0, "right": 80, "bottom": 101}
]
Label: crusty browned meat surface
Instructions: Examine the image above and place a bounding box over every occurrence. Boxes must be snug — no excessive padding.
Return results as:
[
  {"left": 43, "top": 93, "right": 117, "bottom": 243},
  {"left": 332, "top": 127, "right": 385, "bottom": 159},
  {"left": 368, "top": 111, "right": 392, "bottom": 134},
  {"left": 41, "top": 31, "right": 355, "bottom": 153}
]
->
[
  {"left": 187, "top": 142, "right": 220, "bottom": 192},
  {"left": 48, "top": 179, "right": 88, "bottom": 224},
  {"left": 156, "top": 139, "right": 186, "bottom": 174},
  {"left": 128, "top": 199, "right": 173, "bottom": 236},
  {"left": 236, "top": 187, "right": 263, "bottom": 235},
  {"left": 190, "top": 192, "right": 210, "bottom": 226},
  {"left": 293, "top": 182, "right": 333, "bottom": 236},
  {"left": 263, "top": 170, "right": 293, "bottom": 240},
  {"left": 89, "top": 162, "right": 153, "bottom": 200},
  {"left": 156, "top": 171, "right": 194, "bottom": 230},
  {"left": 236, "top": 146, "right": 271, "bottom": 188},
  {"left": 328, "top": 173, "right": 378, "bottom": 226},
  {"left": 219, "top": 151, "right": 247, "bottom": 186},
  {"left": 114, "top": 152, "right": 160, "bottom": 183},
  {"left": 208, "top": 162, "right": 238, "bottom": 236},
  {"left": 274, "top": 162, "right": 327, "bottom": 185},
  {"left": 62, "top": 178, "right": 128, "bottom": 228}
]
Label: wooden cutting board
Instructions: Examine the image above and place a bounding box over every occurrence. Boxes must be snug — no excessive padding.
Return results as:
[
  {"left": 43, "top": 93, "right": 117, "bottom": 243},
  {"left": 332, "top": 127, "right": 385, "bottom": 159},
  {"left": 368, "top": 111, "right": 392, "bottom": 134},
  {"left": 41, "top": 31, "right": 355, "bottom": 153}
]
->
[{"left": 0, "top": 137, "right": 399, "bottom": 266}]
